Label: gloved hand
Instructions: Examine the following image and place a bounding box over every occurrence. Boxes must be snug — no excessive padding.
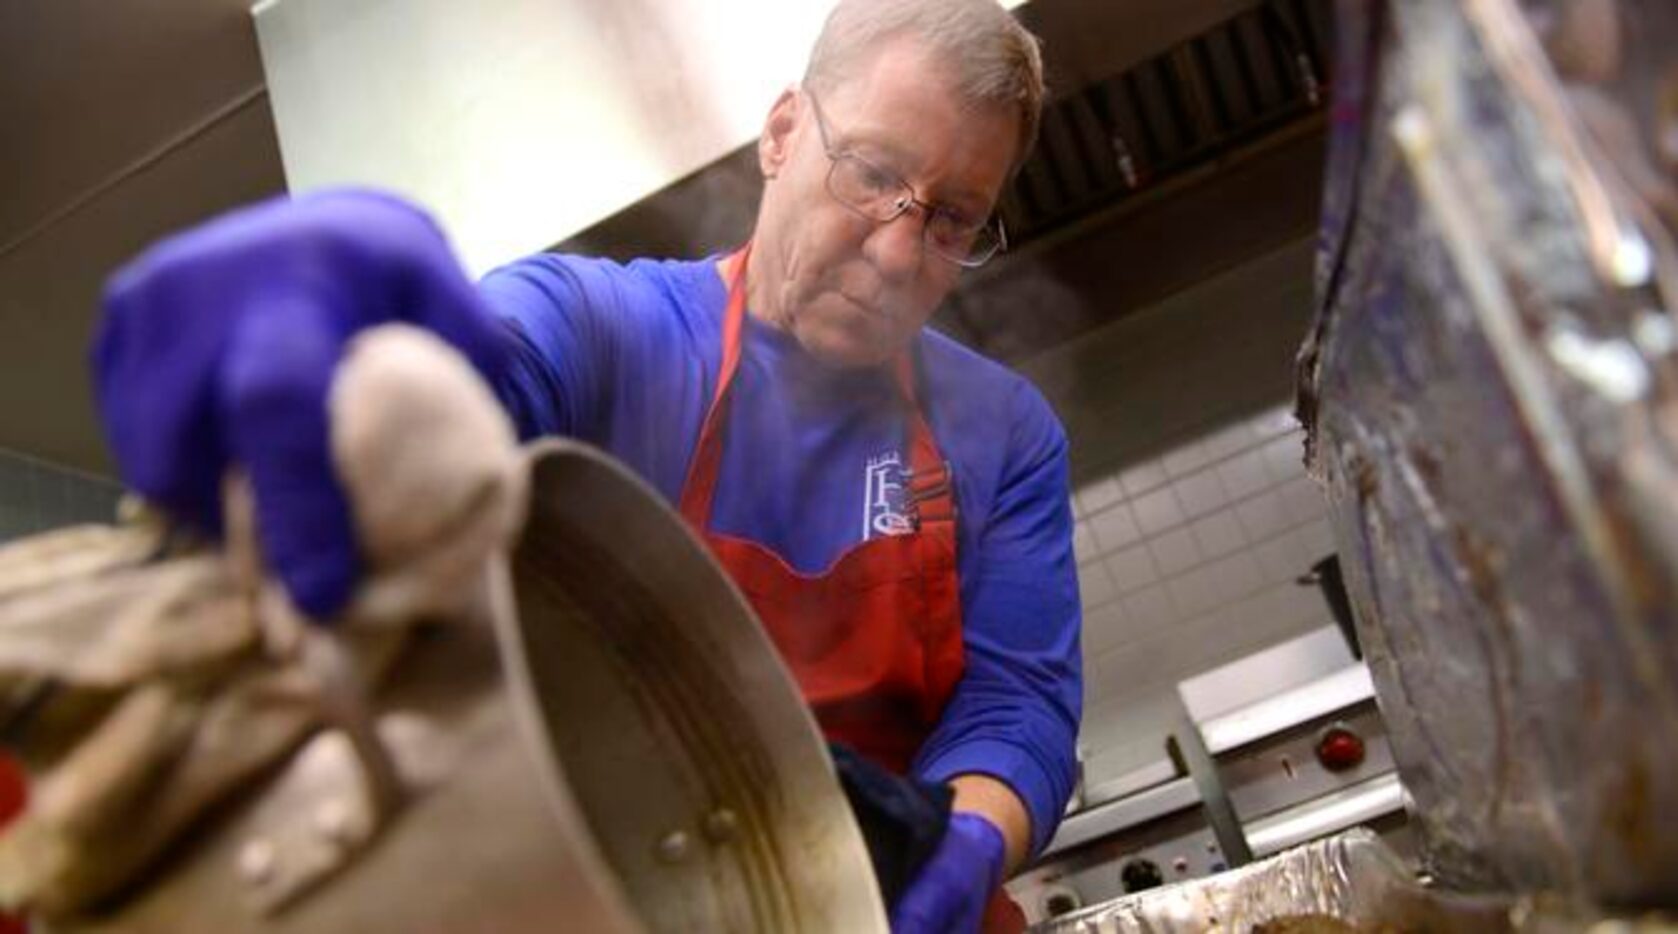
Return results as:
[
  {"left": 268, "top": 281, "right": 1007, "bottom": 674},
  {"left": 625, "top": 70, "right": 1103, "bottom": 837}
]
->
[
  {"left": 94, "top": 189, "right": 505, "bottom": 619},
  {"left": 889, "top": 810, "right": 1007, "bottom": 934},
  {"left": 830, "top": 744, "right": 953, "bottom": 907}
]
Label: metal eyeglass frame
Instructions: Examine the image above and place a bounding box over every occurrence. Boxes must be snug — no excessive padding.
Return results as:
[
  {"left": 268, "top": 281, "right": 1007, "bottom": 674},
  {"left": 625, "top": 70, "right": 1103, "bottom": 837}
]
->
[{"left": 803, "top": 89, "right": 1008, "bottom": 268}]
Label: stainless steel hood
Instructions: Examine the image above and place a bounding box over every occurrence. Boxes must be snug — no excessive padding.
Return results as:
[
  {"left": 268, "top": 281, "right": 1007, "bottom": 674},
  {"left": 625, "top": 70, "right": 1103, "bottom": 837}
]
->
[
  {"left": 247, "top": 0, "right": 1330, "bottom": 279},
  {"left": 0, "top": 0, "right": 1315, "bottom": 475}
]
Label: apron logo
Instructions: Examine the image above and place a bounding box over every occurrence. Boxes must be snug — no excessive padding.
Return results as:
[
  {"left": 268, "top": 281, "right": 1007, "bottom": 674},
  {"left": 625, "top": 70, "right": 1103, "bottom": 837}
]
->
[{"left": 863, "top": 452, "right": 914, "bottom": 539}]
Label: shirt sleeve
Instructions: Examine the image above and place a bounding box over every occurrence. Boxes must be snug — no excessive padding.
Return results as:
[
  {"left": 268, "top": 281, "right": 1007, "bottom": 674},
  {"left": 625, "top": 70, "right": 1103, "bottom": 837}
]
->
[
  {"left": 912, "top": 380, "right": 1084, "bottom": 857},
  {"left": 475, "top": 253, "right": 658, "bottom": 441}
]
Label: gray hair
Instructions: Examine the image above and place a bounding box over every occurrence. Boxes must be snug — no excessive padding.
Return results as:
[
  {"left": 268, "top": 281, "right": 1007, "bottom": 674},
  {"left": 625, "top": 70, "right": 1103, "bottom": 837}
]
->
[{"left": 802, "top": 0, "right": 1046, "bottom": 175}]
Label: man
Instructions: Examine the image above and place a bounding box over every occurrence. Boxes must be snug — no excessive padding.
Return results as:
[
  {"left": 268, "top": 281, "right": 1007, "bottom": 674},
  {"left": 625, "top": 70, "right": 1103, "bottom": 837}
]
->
[{"left": 94, "top": 1, "right": 1081, "bottom": 930}]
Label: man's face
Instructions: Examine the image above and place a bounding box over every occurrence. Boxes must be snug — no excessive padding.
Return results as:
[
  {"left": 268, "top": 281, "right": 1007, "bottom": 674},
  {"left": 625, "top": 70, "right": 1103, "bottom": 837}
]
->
[{"left": 756, "top": 40, "right": 1020, "bottom": 368}]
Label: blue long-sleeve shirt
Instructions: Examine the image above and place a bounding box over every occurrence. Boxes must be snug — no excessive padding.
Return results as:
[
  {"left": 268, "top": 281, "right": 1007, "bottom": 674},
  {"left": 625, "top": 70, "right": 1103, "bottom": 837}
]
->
[{"left": 478, "top": 252, "right": 1082, "bottom": 853}]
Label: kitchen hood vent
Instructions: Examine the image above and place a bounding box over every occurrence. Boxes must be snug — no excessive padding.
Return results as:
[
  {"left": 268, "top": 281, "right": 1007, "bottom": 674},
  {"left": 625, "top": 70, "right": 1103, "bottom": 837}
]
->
[{"left": 1002, "top": 0, "right": 1331, "bottom": 247}]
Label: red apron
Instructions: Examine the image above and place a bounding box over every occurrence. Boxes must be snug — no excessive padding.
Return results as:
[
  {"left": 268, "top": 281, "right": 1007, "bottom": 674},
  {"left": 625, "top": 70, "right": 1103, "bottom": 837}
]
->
[{"left": 678, "top": 245, "right": 1024, "bottom": 933}]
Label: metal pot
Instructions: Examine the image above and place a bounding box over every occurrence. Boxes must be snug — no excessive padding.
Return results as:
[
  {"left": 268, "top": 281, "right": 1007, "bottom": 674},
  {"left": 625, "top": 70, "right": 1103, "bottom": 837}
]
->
[{"left": 56, "top": 441, "right": 886, "bottom": 933}]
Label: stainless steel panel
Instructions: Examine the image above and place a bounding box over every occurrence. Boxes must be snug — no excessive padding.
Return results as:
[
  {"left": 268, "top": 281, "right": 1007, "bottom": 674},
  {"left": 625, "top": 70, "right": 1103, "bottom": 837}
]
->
[
  {"left": 1176, "top": 626, "right": 1357, "bottom": 725},
  {"left": 1245, "top": 771, "right": 1406, "bottom": 858},
  {"left": 1198, "top": 663, "right": 1374, "bottom": 755},
  {"left": 1011, "top": 808, "right": 1227, "bottom": 926},
  {"left": 1080, "top": 757, "right": 1178, "bottom": 808},
  {"left": 1042, "top": 777, "right": 1202, "bottom": 858},
  {"left": 1216, "top": 701, "right": 1395, "bottom": 822}
]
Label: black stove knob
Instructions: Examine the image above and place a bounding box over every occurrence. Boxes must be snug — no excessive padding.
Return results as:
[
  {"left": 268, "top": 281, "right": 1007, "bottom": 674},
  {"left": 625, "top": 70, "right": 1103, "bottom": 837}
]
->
[
  {"left": 1044, "top": 890, "right": 1080, "bottom": 917},
  {"left": 1120, "top": 857, "right": 1164, "bottom": 893}
]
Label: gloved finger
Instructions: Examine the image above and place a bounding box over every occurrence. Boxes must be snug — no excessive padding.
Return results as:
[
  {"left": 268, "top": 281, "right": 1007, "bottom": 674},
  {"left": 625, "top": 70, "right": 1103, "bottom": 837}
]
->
[
  {"left": 405, "top": 257, "right": 508, "bottom": 386},
  {"left": 95, "top": 238, "right": 244, "bottom": 534},
  {"left": 889, "top": 811, "right": 1006, "bottom": 934},
  {"left": 221, "top": 301, "right": 361, "bottom": 619},
  {"left": 381, "top": 207, "right": 509, "bottom": 383},
  {"left": 889, "top": 877, "right": 973, "bottom": 934},
  {"left": 94, "top": 192, "right": 356, "bottom": 535},
  {"left": 308, "top": 191, "right": 508, "bottom": 384},
  {"left": 93, "top": 188, "right": 496, "bottom": 621}
]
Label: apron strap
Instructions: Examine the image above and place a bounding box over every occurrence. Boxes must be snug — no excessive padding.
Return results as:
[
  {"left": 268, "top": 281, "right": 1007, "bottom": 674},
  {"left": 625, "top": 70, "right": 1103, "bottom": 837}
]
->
[
  {"left": 677, "top": 245, "right": 751, "bottom": 527},
  {"left": 677, "top": 243, "right": 955, "bottom": 532},
  {"left": 895, "top": 356, "right": 955, "bottom": 528}
]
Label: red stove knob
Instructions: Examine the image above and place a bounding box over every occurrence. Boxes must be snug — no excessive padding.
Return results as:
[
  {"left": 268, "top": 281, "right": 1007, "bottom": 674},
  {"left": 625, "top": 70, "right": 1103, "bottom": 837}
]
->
[{"left": 1315, "top": 723, "right": 1366, "bottom": 771}]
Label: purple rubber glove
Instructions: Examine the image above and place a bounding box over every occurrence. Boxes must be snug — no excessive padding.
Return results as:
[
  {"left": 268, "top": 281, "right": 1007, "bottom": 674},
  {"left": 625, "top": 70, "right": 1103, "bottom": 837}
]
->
[
  {"left": 889, "top": 811, "right": 1006, "bottom": 934},
  {"left": 94, "top": 189, "right": 506, "bottom": 618}
]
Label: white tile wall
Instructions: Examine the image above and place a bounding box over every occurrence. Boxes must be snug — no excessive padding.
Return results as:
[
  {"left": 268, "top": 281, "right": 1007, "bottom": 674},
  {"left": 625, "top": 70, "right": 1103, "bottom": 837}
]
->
[
  {"left": 1103, "top": 543, "right": 1158, "bottom": 594},
  {"left": 1077, "top": 560, "right": 1119, "bottom": 610},
  {"left": 1130, "top": 485, "right": 1184, "bottom": 536},
  {"left": 1088, "top": 502, "right": 1141, "bottom": 552},
  {"left": 1216, "top": 447, "right": 1273, "bottom": 501},
  {"left": 1075, "top": 476, "right": 1125, "bottom": 517},
  {"left": 1065, "top": 405, "right": 1337, "bottom": 783},
  {"left": 1081, "top": 601, "right": 1131, "bottom": 657},
  {"left": 1147, "top": 526, "right": 1200, "bottom": 578},
  {"left": 1117, "top": 459, "right": 1169, "bottom": 499},
  {"left": 1121, "top": 585, "right": 1174, "bottom": 634},
  {"left": 1174, "top": 466, "right": 1228, "bottom": 520},
  {"left": 1167, "top": 566, "right": 1223, "bottom": 619},
  {"left": 1016, "top": 237, "right": 1337, "bottom": 787},
  {"left": 1072, "top": 520, "right": 1098, "bottom": 563},
  {"left": 1190, "top": 511, "right": 1246, "bottom": 560},
  {"left": 1236, "top": 491, "right": 1291, "bottom": 542}
]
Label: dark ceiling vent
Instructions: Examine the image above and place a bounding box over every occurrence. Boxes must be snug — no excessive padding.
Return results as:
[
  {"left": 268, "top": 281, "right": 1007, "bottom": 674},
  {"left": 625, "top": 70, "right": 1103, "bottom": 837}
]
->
[{"left": 1001, "top": 0, "right": 1332, "bottom": 246}]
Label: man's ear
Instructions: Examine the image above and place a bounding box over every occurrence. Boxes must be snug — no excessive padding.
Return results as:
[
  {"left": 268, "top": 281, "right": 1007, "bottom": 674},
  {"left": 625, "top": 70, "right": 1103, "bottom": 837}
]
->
[{"left": 758, "top": 86, "right": 801, "bottom": 180}]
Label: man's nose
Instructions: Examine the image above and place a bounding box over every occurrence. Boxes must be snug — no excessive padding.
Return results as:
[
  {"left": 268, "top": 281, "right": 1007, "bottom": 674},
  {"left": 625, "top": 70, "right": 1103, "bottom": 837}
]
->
[{"left": 861, "top": 208, "right": 927, "bottom": 283}]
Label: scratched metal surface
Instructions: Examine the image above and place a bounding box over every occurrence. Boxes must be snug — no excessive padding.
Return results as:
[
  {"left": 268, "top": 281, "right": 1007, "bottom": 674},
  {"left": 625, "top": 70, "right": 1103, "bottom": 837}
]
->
[{"left": 1300, "top": 0, "right": 1678, "bottom": 907}]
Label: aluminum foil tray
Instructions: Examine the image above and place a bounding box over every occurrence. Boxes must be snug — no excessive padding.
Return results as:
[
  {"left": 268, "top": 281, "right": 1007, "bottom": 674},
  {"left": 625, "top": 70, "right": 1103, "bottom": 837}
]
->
[
  {"left": 1029, "top": 830, "right": 1513, "bottom": 933},
  {"left": 1030, "top": 830, "right": 1678, "bottom": 933}
]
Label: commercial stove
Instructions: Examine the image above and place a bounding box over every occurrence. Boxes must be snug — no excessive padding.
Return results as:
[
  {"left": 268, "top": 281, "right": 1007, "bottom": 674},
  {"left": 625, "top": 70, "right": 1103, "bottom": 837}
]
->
[
  {"left": 1008, "top": 627, "right": 1411, "bottom": 926},
  {"left": 1173, "top": 627, "right": 1414, "bottom": 867},
  {"left": 1006, "top": 764, "right": 1218, "bottom": 925}
]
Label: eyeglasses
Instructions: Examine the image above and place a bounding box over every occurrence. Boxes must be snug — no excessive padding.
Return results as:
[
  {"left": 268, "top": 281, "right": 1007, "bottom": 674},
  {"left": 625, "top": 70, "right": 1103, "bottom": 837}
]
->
[{"left": 804, "top": 90, "right": 1008, "bottom": 268}]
